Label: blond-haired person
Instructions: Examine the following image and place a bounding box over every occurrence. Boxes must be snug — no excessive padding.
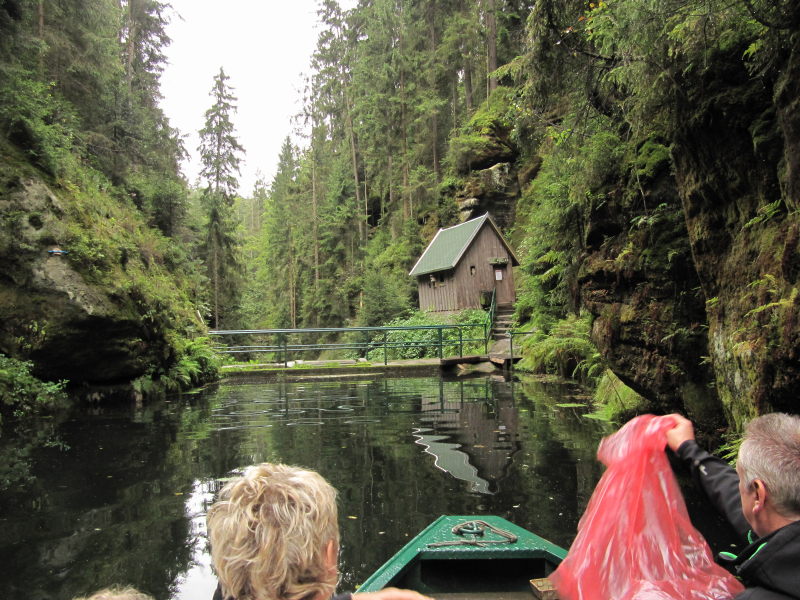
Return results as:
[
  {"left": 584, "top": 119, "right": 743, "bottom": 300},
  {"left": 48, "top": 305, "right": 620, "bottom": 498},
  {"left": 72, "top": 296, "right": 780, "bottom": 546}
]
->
[
  {"left": 73, "top": 587, "right": 153, "bottom": 600},
  {"left": 207, "top": 463, "right": 433, "bottom": 600}
]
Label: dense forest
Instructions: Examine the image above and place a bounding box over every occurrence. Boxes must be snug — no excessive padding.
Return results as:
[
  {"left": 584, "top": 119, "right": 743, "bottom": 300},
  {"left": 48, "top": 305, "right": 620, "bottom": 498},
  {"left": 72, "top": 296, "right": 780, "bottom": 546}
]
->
[{"left": 1, "top": 0, "right": 798, "bottom": 433}]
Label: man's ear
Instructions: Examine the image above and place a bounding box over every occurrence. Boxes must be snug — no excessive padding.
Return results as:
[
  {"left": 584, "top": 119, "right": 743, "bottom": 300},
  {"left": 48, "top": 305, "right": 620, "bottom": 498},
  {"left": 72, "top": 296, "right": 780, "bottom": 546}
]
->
[
  {"left": 324, "top": 539, "right": 338, "bottom": 571},
  {"left": 752, "top": 479, "right": 767, "bottom": 512}
]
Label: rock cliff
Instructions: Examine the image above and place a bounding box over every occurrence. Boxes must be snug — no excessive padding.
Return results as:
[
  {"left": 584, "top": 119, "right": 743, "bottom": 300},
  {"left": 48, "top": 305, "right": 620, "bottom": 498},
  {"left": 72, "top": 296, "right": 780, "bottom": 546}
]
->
[
  {"left": 0, "top": 151, "right": 202, "bottom": 387},
  {"left": 454, "top": 40, "right": 799, "bottom": 426}
]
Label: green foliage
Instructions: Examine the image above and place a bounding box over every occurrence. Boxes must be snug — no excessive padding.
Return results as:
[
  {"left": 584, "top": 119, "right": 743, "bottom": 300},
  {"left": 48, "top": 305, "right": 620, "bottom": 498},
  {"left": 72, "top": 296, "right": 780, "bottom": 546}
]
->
[
  {"left": 466, "top": 87, "right": 516, "bottom": 135},
  {"left": 356, "top": 269, "right": 412, "bottom": 328},
  {"left": 634, "top": 139, "right": 671, "bottom": 180},
  {"left": 744, "top": 199, "right": 784, "bottom": 229},
  {"left": 517, "top": 313, "right": 604, "bottom": 386},
  {"left": 132, "top": 337, "right": 220, "bottom": 397},
  {"left": 0, "top": 355, "right": 69, "bottom": 491},
  {"left": 198, "top": 67, "right": 244, "bottom": 200},
  {"left": 362, "top": 309, "right": 487, "bottom": 361},
  {"left": 0, "top": 67, "right": 77, "bottom": 176},
  {"left": 0, "top": 354, "right": 67, "bottom": 426},
  {"left": 717, "top": 432, "right": 743, "bottom": 466},
  {"left": 126, "top": 169, "right": 188, "bottom": 237}
]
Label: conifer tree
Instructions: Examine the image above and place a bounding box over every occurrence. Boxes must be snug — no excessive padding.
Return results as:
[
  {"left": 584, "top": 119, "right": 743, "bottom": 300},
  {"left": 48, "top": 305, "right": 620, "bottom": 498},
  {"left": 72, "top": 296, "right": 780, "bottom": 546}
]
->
[
  {"left": 198, "top": 67, "right": 244, "bottom": 329},
  {"left": 199, "top": 67, "right": 244, "bottom": 201}
]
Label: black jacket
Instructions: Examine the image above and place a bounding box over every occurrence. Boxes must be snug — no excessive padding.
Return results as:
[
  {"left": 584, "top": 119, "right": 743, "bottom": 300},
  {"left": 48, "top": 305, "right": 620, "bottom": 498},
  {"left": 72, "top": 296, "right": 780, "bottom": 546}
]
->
[
  {"left": 212, "top": 582, "right": 352, "bottom": 600},
  {"left": 676, "top": 440, "right": 800, "bottom": 600}
]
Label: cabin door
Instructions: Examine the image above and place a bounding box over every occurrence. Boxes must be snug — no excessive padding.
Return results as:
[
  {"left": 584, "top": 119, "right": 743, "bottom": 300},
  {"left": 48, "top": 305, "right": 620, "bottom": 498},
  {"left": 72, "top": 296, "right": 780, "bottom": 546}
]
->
[{"left": 493, "top": 265, "right": 513, "bottom": 305}]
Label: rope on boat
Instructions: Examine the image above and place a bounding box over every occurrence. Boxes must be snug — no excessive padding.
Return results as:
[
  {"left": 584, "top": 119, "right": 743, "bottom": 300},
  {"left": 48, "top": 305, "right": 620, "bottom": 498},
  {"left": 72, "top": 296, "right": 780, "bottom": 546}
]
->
[{"left": 426, "top": 519, "right": 518, "bottom": 547}]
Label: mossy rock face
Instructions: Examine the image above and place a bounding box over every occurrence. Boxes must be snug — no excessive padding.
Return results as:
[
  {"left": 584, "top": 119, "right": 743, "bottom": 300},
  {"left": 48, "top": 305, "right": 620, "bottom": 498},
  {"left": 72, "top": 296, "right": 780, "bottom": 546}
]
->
[
  {"left": 0, "top": 165, "right": 198, "bottom": 385},
  {"left": 577, "top": 165, "right": 723, "bottom": 416},
  {"left": 668, "top": 44, "right": 800, "bottom": 427},
  {"left": 776, "top": 36, "right": 800, "bottom": 213},
  {"left": 455, "top": 163, "right": 520, "bottom": 229},
  {"left": 448, "top": 88, "right": 518, "bottom": 175},
  {"left": 573, "top": 35, "right": 800, "bottom": 429},
  {"left": 449, "top": 133, "right": 516, "bottom": 175}
]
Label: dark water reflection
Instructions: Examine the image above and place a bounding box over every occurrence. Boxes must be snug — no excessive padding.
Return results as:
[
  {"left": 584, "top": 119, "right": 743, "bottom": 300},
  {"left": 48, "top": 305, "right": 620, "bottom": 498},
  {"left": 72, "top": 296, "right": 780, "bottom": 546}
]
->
[{"left": 0, "top": 375, "right": 735, "bottom": 600}]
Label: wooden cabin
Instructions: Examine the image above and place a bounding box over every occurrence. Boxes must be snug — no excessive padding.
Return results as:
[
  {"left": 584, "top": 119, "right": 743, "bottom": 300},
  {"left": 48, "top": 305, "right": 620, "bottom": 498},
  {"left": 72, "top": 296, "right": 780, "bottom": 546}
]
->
[{"left": 410, "top": 214, "right": 520, "bottom": 312}]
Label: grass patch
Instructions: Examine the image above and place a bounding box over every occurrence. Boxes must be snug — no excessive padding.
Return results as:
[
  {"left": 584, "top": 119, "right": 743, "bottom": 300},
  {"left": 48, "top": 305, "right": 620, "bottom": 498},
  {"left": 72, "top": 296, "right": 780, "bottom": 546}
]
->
[{"left": 590, "top": 369, "right": 646, "bottom": 423}]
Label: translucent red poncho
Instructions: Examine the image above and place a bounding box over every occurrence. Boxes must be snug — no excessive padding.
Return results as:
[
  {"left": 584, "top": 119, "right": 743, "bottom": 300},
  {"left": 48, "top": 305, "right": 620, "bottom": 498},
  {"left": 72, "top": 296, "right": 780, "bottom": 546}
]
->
[{"left": 550, "top": 414, "right": 744, "bottom": 600}]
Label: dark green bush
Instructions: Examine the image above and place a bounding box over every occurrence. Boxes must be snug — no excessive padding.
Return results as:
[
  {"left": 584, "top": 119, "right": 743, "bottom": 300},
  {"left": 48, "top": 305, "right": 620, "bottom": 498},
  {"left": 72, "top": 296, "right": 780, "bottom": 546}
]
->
[
  {"left": 364, "top": 309, "right": 488, "bottom": 361},
  {"left": 0, "top": 354, "right": 67, "bottom": 426}
]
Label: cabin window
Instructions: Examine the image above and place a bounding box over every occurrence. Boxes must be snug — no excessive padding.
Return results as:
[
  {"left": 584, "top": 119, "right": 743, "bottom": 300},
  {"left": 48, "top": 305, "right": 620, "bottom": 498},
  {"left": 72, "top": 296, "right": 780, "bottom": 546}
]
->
[
  {"left": 437, "top": 273, "right": 446, "bottom": 285},
  {"left": 470, "top": 265, "right": 476, "bottom": 276}
]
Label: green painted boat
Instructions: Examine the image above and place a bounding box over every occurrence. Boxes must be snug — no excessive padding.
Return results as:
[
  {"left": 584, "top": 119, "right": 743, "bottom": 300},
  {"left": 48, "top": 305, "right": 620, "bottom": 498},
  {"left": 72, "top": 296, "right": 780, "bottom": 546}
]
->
[{"left": 358, "top": 516, "right": 567, "bottom": 600}]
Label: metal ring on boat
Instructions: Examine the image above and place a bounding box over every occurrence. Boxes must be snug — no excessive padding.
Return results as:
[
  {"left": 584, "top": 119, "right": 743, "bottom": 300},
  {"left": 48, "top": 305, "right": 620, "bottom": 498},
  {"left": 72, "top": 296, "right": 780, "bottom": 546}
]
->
[{"left": 426, "top": 519, "right": 518, "bottom": 547}]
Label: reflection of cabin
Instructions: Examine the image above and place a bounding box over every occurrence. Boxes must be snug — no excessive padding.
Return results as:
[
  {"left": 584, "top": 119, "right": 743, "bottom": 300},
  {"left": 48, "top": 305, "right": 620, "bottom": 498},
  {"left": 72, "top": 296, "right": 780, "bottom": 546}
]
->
[
  {"left": 414, "top": 389, "right": 521, "bottom": 494},
  {"left": 409, "top": 214, "right": 519, "bottom": 312}
]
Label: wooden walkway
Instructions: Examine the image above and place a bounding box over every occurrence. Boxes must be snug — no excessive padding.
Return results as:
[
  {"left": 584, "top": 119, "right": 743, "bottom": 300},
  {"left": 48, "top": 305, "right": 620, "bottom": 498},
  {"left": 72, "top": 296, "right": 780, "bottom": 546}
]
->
[{"left": 440, "top": 352, "right": 520, "bottom": 370}]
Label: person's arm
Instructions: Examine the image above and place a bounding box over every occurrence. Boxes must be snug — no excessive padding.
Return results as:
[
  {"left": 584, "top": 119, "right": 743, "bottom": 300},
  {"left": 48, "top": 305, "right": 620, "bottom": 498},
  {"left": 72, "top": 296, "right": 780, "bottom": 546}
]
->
[
  {"left": 352, "top": 588, "right": 434, "bottom": 600},
  {"left": 666, "top": 414, "right": 750, "bottom": 538}
]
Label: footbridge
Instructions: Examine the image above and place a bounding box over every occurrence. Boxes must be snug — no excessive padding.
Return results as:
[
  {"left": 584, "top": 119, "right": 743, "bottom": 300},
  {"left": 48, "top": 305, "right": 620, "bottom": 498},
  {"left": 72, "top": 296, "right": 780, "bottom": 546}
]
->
[{"left": 209, "top": 323, "right": 491, "bottom": 367}]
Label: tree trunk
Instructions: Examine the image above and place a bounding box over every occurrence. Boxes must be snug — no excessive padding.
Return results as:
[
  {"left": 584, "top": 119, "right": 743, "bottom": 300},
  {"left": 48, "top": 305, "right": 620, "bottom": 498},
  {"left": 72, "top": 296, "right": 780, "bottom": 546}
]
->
[
  {"left": 464, "top": 56, "right": 474, "bottom": 113},
  {"left": 343, "top": 89, "right": 364, "bottom": 243},
  {"left": 312, "top": 157, "right": 320, "bottom": 290},
  {"left": 212, "top": 245, "right": 220, "bottom": 329},
  {"left": 485, "top": 0, "right": 498, "bottom": 94},
  {"left": 451, "top": 74, "right": 457, "bottom": 123},
  {"left": 387, "top": 154, "right": 393, "bottom": 221},
  {"left": 289, "top": 259, "right": 297, "bottom": 329},
  {"left": 399, "top": 64, "right": 411, "bottom": 220},
  {"left": 124, "top": 0, "right": 138, "bottom": 94},
  {"left": 428, "top": 3, "right": 440, "bottom": 181}
]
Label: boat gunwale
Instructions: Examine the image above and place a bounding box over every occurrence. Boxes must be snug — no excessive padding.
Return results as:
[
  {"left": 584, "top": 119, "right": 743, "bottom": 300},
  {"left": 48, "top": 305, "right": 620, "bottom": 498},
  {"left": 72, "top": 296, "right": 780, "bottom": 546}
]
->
[{"left": 357, "top": 515, "right": 567, "bottom": 593}]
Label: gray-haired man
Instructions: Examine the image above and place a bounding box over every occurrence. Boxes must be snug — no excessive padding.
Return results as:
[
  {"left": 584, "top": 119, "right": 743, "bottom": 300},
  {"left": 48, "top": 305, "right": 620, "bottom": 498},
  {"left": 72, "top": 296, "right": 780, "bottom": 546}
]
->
[{"left": 666, "top": 413, "right": 800, "bottom": 600}]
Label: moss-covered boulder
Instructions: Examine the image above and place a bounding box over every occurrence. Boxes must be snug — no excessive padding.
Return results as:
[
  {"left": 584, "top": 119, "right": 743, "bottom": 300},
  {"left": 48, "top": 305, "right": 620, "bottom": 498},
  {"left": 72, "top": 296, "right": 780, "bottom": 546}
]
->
[
  {"left": 447, "top": 87, "right": 517, "bottom": 175},
  {"left": 455, "top": 162, "right": 520, "bottom": 228}
]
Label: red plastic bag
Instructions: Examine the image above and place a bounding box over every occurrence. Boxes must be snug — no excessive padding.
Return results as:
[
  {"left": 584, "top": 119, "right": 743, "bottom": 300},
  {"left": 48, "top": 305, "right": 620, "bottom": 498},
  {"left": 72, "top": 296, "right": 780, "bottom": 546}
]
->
[{"left": 550, "top": 414, "right": 744, "bottom": 600}]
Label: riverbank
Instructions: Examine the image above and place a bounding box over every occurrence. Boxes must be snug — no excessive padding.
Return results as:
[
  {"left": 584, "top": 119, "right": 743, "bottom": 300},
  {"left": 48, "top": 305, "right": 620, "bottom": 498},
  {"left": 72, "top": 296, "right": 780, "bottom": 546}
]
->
[{"left": 220, "top": 357, "right": 446, "bottom": 382}]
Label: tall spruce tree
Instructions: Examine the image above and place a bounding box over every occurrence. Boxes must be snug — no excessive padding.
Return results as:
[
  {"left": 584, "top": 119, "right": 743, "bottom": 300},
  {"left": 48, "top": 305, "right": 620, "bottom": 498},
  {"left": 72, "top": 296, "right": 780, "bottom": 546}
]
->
[
  {"left": 198, "top": 67, "right": 244, "bottom": 329},
  {"left": 199, "top": 67, "right": 243, "bottom": 200}
]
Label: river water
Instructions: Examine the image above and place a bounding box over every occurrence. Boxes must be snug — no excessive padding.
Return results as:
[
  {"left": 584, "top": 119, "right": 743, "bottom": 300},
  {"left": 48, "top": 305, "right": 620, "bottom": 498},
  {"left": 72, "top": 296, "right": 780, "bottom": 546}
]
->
[{"left": 0, "top": 374, "right": 735, "bottom": 600}]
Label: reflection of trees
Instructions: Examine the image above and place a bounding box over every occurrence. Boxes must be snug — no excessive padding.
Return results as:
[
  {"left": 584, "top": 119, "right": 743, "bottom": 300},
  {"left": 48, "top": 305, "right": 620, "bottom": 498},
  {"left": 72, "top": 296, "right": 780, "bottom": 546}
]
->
[
  {"left": 0, "top": 376, "right": 614, "bottom": 599},
  {"left": 0, "top": 398, "right": 220, "bottom": 600}
]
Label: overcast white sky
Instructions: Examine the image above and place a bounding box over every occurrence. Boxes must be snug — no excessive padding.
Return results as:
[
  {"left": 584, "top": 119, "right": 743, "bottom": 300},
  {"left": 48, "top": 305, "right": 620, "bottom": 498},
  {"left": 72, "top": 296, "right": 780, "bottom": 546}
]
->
[{"left": 159, "top": 1, "right": 356, "bottom": 196}]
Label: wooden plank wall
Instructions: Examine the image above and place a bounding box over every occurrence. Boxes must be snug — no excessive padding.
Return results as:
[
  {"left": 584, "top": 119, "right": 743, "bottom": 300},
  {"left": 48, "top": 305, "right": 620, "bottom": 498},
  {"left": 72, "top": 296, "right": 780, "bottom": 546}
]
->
[{"left": 416, "top": 225, "right": 516, "bottom": 312}]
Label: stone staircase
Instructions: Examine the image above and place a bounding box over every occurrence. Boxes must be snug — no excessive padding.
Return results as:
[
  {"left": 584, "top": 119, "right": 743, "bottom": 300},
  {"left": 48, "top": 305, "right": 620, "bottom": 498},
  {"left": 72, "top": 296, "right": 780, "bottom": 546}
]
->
[{"left": 491, "top": 303, "right": 515, "bottom": 340}]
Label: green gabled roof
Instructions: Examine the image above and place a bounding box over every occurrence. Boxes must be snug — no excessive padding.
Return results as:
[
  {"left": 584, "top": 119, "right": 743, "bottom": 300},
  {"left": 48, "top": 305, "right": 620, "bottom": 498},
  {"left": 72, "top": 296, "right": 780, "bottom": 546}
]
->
[{"left": 409, "top": 214, "right": 518, "bottom": 277}]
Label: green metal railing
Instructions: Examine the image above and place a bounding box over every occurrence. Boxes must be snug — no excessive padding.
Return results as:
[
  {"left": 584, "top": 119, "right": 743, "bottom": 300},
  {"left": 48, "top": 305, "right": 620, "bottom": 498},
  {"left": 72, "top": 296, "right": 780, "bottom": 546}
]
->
[
  {"left": 486, "top": 289, "right": 497, "bottom": 342},
  {"left": 209, "top": 323, "right": 489, "bottom": 367}
]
